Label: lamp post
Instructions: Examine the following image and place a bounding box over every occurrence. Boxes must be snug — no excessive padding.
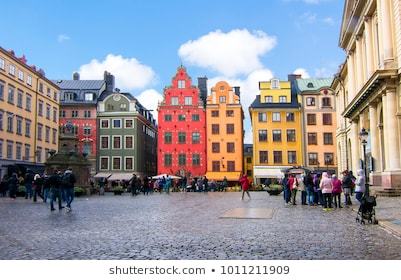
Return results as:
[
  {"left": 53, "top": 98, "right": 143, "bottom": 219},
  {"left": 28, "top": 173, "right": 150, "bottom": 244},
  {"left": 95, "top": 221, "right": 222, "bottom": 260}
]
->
[{"left": 359, "top": 128, "right": 369, "bottom": 196}]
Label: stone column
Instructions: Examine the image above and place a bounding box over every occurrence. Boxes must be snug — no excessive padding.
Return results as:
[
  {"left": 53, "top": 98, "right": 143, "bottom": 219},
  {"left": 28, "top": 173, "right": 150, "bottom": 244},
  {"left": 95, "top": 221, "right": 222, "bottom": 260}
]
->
[
  {"left": 364, "top": 16, "right": 373, "bottom": 77},
  {"left": 382, "top": 93, "right": 390, "bottom": 169},
  {"left": 384, "top": 88, "right": 401, "bottom": 170},
  {"left": 380, "top": 0, "right": 394, "bottom": 63},
  {"left": 369, "top": 103, "right": 381, "bottom": 171},
  {"left": 350, "top": 120, "right": 360, "bottom": 172},
  {"left": 347, "top": 51, "right": 356, "bottom": 100},
  {"left": 355, "top": 37, "right": 363, "bottom": 91}
]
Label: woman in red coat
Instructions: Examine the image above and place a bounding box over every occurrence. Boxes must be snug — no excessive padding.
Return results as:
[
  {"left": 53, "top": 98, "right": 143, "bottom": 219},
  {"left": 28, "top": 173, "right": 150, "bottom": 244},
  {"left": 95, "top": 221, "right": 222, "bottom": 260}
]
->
[{"left": 239, "top": 173, "right": 251, "bottom": 200}]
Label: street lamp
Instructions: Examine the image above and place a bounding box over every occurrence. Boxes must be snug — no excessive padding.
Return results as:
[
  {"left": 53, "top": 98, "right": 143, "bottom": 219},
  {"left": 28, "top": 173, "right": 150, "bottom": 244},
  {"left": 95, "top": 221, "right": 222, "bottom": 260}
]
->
[{"left": 359, "top": 128, "right": 369, "bottom": 196}]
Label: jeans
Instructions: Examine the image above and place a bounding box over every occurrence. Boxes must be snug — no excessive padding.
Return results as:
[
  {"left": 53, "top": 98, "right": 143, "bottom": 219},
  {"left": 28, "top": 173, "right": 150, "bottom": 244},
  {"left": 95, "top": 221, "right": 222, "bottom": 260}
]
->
[
  {"left": 301, "top": 191, "right": 307, "bottom": 205},
  {"left": 355, "top": 192, "right": 363, "bottom": 203},
  {"left": 25, "top": 184, "right": 33, "bottom": 199},
  {"left": 333, "top": 193, "right": 342, "bottom": 207},
  {"left": 284, "top": 187, "right": 291, "bottom": 203},
  {"left": 307, "top": 189, "right": 314, "bottom": 205},
  {"left": 43, "top": 188, "right": 50, "bottom": 203},
  {"left": 323, "top": 193, "right": 332, "bottom": 208},
  {"left": 50, "top": 188, "right": 63, "bottom": 210},
  {"left": 318, "top": 190, "right": 324, "bottom": 205},
  {"left": 65, "top": 188, "right": 74, "bottom": 208},
  {"left": 33, "top": 186, "right": 43, "bottom": 202}
]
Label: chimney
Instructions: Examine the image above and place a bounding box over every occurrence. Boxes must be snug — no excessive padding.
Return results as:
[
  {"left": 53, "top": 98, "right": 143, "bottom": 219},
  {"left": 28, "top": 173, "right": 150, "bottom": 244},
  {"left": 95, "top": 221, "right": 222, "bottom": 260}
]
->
[
  {"left": 287, "top": 74, "right": 302, "bottom": 82},
  {"left": 104, "top": 71, "right": 115, "bottom": 92},
  {"left": 197, "top": 76, "right": 208, "bottom": 107},
  {"left": 233, "top": 86, "right": 240, "bottom": 98},
  {"left": 73, "top": 72, "right": 80, "bottom": 80}
]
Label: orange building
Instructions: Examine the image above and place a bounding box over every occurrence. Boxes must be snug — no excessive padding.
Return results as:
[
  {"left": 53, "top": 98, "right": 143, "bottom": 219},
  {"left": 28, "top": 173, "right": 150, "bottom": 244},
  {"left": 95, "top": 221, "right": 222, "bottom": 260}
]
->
[{"left": 206, "top": 81, "right": 244, "bottom": 183}]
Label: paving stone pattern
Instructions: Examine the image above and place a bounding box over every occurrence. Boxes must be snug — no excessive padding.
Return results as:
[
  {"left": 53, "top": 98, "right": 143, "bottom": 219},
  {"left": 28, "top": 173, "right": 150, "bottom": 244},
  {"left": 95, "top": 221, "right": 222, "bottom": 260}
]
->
[{"left": 0, "top": 192, "right": 400, "bottom": 260}]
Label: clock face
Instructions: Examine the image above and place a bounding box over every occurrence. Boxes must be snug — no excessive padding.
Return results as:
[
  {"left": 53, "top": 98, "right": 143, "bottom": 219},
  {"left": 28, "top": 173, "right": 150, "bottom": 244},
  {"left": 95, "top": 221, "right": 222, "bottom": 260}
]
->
[{"left": 113, "top": 94, "right": 121, "bottom": 101}]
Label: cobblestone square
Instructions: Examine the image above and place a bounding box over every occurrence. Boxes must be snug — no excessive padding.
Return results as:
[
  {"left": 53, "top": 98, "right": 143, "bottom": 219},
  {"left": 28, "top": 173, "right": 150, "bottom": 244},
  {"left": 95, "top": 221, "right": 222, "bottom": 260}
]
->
[{"left": 0, "top": 192, "right": 400, "bottom": 260}]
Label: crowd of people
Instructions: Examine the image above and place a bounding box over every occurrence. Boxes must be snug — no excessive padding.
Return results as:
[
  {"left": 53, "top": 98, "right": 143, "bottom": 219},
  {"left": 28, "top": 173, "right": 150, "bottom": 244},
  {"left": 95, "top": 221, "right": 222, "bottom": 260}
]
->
[
  {"left": 280, "top": 169, "right": 366, "bottom": 210},
  {"left": 0, "top": 168, "right": 76, "bottom": 212}
]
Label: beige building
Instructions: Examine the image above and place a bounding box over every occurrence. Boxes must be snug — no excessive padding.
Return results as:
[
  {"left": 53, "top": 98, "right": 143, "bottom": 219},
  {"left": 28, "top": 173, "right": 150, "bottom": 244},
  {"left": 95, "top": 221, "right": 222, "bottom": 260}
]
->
[
  {"left": 333, "top": 0, "right": 401, "bottom": 194},
  {"left": 0, "top": 47, "right": 59, "bottom": 177}
]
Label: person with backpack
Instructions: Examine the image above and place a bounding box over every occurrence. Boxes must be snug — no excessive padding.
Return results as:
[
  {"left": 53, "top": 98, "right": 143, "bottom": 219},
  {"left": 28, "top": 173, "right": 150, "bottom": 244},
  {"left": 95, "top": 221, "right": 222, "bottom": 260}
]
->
[
  {"left": 62, "top": 168, "right": 76, "bottom": 212},
  {"left": 49, "top": 170, "right": 63, "bottom": 211}
]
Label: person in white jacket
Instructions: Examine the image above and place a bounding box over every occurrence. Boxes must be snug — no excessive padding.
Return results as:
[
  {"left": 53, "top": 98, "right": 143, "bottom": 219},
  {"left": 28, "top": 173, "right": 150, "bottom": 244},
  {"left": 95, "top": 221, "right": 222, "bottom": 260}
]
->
[{"left": 354, "top": 169, "right": 365, "bottom": 203}]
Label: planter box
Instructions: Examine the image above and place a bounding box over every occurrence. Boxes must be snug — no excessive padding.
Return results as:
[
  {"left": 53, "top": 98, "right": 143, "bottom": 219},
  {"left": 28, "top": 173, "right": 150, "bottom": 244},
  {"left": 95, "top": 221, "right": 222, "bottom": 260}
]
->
[{"left": 267, "top": 189, "right": 282, "bottom": 195}]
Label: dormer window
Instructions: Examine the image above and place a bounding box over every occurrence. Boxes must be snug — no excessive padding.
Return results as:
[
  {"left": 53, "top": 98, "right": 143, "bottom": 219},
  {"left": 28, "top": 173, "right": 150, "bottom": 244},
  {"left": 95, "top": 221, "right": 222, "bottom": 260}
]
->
[
  {"left": 64, "top": 92, "right": 76, "bottom": 101},
  {"left": 264, "top": 96, "right": 273, "bottom": 103},
  {"left": 307, "top": 82, "right": 314, "bottom": 88},
  {"left": 279, "top": 96, "right": 287, "bottom": 103},
  {"left": 178, "top": 80, "right": 185, "bottom": 89},
  {"left": 84, "top": 93, "right": 94, "bottom": 101},
  {"left": 271, "top": 79, "right": 280, "bottom": 89}
]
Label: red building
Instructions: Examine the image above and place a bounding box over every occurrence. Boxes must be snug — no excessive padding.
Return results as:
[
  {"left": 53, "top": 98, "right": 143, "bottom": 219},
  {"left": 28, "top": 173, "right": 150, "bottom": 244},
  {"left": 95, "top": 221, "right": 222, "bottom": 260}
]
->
[{"left": 157, "top": 66, "right": 206, "bottom": 177}]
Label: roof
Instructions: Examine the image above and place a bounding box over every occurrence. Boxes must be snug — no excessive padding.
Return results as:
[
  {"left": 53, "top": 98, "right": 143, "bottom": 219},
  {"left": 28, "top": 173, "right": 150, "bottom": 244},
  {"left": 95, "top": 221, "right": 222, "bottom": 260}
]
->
[
  {"left": 295, "top": 78, "right": 333, "bottom": 92},
  {"left": 52, "top": 80, "right": 105, "bottom": 90},
  {"left": 249, "top": 95, "right": 300, "bottom": 109}
]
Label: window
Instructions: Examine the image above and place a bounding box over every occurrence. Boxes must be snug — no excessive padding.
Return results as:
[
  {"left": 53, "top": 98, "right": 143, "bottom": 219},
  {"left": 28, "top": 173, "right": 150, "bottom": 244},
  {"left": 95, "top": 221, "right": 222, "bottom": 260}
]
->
[
  {"left": 273, "top": 130, "right": 282, "bottom": 142},
  {"left": 60, "top": 110, "right": 66, "bottom": 118},
  {"left": 53, "top": 108, "right": 57, "bottom": 122},
  {"left": 258, "top": 130, "right": 267, "bottom": 142},
  {"left": 36, "top": 147, "right": 42, "bottom": 162},
  {"left": 112, "top": 119, "right": 121, "bottom": 128},
  {"left": 100, "top": 136, "right": 109, "bottom": 149},
  {"left": 286, "top": 112, "right": 295, "bottom": 122},
  {"left": 37, "top": 101, "right": 43, "bottom": 116},
  {"left": 26, "top": 94, "right": 31, "bottom": 111},
  {"left": 212, "top": 124, "right": 219, "bottom": 134},
  {"left": 308, "top": 153, "right": 318, "bottom": 165},
  {"left": 0, "top": 57, "right": 4, "bottom": 70},
  {"left": 212, "top": 142, "right": 220, "bottom": 153},
  {"left": 178, "top": 80, "right": 185, "bottom": 89},
  {"left": 219, "top": 96, "right": 226, "bottom": 103},
  {"left": 101, "top": 119, "right": 109, "bottom": 128},
  {"left": 323, "top": 133, "right": 333, "bottom": 145},
  {"left": 178, "top": 114, "right": 186, "bottom": 121},
  {"left": 125, "top": 136, "right": 133, "bottom": 149},
  {"left": 84, "top": 110, "right": 91, "bottom": 118},
  {"left": 45, "top": 126, "right": 50, "bottom": 142},
  {"left": 164, "top": 132, "right": 172, "bottom": 144},
  {"left": 25, "top": 120, "right": 31, "bottom": 137},
  {"left": 84, "top": 93, "right": 94, "bottom": 101},
  {"left": 125, "top": 119, "right": 133, "bottom": 128},
  {"left": 279, "top": 96, "right": 287, "bottom": 103},
  {"left": 212, "top": 161, "right": 220, "bottom": 172},
  {"left": 16, "top": 143, "right": 22, "bottom": 160},
  {"left": 46, "top": 104, "right": 51, "bottom": 120},
  {"left": 100, "top": 157, "right": 109, "bottom": 170},
  {"left": 125, "top": 157, "right": 134, "bottom": 170},
  {"left": 288, "top": 151, "right": 297, "bottom": 164},
  {"left": 39, "top": 83, "right": 43, "bottom": 93},
  {"left": 226, "top": 110, "right": 234, "bottom": 117},
  {"left": 322, "top": 97, "right": 331, "bottom": 107},
  {"left": 120, "top": 103, "right": 127, "bottom": 110},
  {"left": 71, "top": 110, "right": 78, "bottom": 118},
  {"left": 227, "top": 142, "right": 235, "bottom": 153},
  {"left": 7, "top": 141, "right": 13, "bottom": 159},
  {"left": 164, "top": 154, "right": 172, "bottom": 166},
  {"left": 323, "top": 113, "right": 332, "bottom": 125},
  {"left": 306, "top": 97, "right": 315, "bottom": 106},
  {"left": 18, "top": 70, "right": 24, "bottom": 81},
  {"left": 211, "top": 110, "right": 219, "bottom": 117},
  {"left": 53, "top": 91, "right": 58, "bottom": 101},
  {"left": 27, "top": 75, "right": 32, "bottom": 86},
  {"left": 47, "top": 87, "right": 51, "bottom": 97},
  {"left": 83, "top": 127, "right": 91, "bottom": 135},
  {"left": 178, "top": 132, "right": 186, "bottom": 144},
  {"left": 258, "top": 112, "right": 267, "bottom": 122},
  {"left": 227, "top": 161, "right": 235, "bottom": 172},
  {"left": 113, "top": 136, "right": 121, "bottom": 149},
  {"left": 184, "top": 96, "right": 192, "bottom": 105},
  {"left": 9, "top": 65, "right": 15, "bottom": 76},
  {"left": 307, "top": 114, "right": 316, "bottom": 125},
  {"left": 17, "top": 90, "right": 23, "bottom": 108},
  {"left": 273, "top": 151, "right": 282, "bottom": 164},
  {"left": 272, "top": 112, "right": 281, "bottom": 122},
  {"left": 259, "top": 151, "right": 268, "bottom": 164},
  {"left": 164, "top": 114, "right": 172, "bottom": 121},
  {"left": 192, "top": 154, "right": 200, "bottom": 166},
  {"left": 171, "top": 97, "right": 179, "bottom": 105},
  {"left": 24, "top": 144, "right": 30, "bottom": 161},
  {"left": 7, "top": 114, "right": 13, "bottom": 132},
  {"left": 8, "top": 86, "right": 14, "bottom": 104},
  {"left": 112, "top": 157, "right": 121, "bottom": 170},
  {"left": 16, "top": 117, "right": 22, "bottom": 135},
  {"left": 271, "top": 79, "right": 280, "bottom": 89},
  {"left": 192, "top": 132, "right": 200, "bottom": 144},
  {"left": 264, "top": 96, "right": 273, "bottom": 103},
  {"left": 52, "top": 129, "right": 57, "bottom": 144},
  {"left": 287, "top": 129, "right": 296, "bottom": 142},
  {"left": 192, "top": 114, "right": 199, "bottom": 121},
  {"left": 0, "top": 111, "right": 2, "bottom": 131},
  {"left": 324, "top": 153, "right": 334, "bottom": 165},
  {"left": 178, "top": 154, "right": 186, "bottom": 166},
  {"left": 0, "top": 81, "right": 4, "bottom": 100},
  {"left": 308, "top": 133, "right": 317, "bottom": 145},
  {"left": 226, "top": 124, "right": 234, "bottom": 134}
]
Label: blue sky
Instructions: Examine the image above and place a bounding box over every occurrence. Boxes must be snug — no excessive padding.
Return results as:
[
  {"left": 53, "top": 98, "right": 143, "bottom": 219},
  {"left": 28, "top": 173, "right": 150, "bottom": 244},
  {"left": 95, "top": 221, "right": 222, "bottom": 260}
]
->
[{"left": 1, "top": 0, "right": 345, "bottom": 143}]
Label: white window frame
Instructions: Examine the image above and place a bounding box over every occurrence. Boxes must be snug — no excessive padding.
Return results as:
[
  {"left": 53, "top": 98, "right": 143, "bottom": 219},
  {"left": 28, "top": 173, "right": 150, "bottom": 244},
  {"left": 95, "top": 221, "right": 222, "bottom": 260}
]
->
[
  {"left": 272, "top": 112, "right": 281, "bottom": 122},
  {"left": 184, "top": 96, "right": 192, "bottom": 105},
  {"left": 125, "top": 119, "right": 134, "bottom": 128},
  {"left": 112, "top": 135, "right": 122, "bottom": 150},
  {"left": 265, "top": 96, "right": 273, "bottom": 103},
  {"left": 112, "top": 156, "right": 122, "bottom": 170},
  {"left": 99, "top": 156, "right": 109, "bottom": 170},
  {"left": 27, "top": 75, "right": 32, "bottom": 86},
  {"left": 9, "top": 64, "right": 15, "bottom": 76},
  {"left": 100, "top": 119, "right": 109, "bottom": 129},
  {"left": 279, "top": 96, "right": 287, "bottom": 103},
  {"left": 124, "top": 135, "right": 134, "bottom": 149},
  {"left": 125, "top": 156, "right": 134, "bottom": 170},
  {"left": 0, "top": 57, "right": 4, "bottom": 70},
  {"left": 171, "top": 97, "right": 179, "bottom": 105},
  {"left": 271, "top": 79, "right": 280, "bottom": 89},
  {"left": 100, "top": 136, "right": 110, "bottom": 150},
  {"left": 84, "top": 93, "right": 93, "bottom": 101},
  {"left": 112, "top": 119, "right": 122, "bottom": 128},
  {"left": 18, "top": 70, "right": 24, "bottom": 81},
  {"left": 178, "top": 80, "right": 185, "bottom": 89}
]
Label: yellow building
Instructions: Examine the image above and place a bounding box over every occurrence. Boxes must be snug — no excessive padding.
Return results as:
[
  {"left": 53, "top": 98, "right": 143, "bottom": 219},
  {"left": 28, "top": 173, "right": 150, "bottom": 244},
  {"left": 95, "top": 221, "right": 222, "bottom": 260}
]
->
[
  {"left": 249, "top": 76, "right": 303, "bottom": 185},
  {"left": 243, "top": 144, "right": 253, "bottom": 179},
  {"left": 0, "top": 47, "right": 59, "bottom": 177},
  {"left": 205, "top": 81, "right": 244, "bottom": 183}
]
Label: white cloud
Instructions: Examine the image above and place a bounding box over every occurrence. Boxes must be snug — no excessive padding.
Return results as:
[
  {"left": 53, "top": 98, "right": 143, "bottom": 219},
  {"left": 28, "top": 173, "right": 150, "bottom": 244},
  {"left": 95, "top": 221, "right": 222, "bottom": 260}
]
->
[
  {"left": 293, "top": 68, "right": 311, "bottom": 78},
  {"left": 299, "top": 12, "right": 317, "bottom": 24},
  {"left": 135, "top": 89, "right": 163, "bottom": 121},
  {"left": 77, "top": 54, "right": 156, "bottom": 91},
  {"left": 178, "top": 29, "right": 277, "bottom": 77},
  {"left": 322, "top": 17, "right": 335, "bottom": 26},
  {"left": 57, "top": 34, "right": 70, "bottom": 43}
]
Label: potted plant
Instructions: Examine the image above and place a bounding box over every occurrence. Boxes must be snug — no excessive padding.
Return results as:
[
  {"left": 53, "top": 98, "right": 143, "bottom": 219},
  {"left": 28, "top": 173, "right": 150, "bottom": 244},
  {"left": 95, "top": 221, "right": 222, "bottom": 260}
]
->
[
  {"left": 112, "top": 186, "right": 124, "bottom": 195},
  {"left": 74, "top": 186, "right": 86, "bottom": 197},
  {"left": 266, "top": 184, "right": 283, "bottom": 195}
]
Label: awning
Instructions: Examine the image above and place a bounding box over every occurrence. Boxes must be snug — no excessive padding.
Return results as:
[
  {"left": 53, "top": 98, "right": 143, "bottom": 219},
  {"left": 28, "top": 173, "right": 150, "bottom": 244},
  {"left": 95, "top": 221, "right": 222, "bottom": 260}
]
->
[
  {"left": 205, "top": 172, "right": 241, "bottom": 181},
  {"left": 253, "top": 167, "right": 283, "bottom": 178},
  {"left": 94, "top": 172, "right": 112, "bottom": 179},
  {"left": 108, "top": 173, "right": 134, "bottom": 181}
]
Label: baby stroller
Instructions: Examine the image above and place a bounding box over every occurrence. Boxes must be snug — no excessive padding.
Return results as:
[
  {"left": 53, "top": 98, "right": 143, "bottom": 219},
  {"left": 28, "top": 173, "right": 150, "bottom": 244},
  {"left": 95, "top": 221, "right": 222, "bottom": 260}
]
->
[{"left": 356, "top": 195, "right": 377, "bottom": 224}]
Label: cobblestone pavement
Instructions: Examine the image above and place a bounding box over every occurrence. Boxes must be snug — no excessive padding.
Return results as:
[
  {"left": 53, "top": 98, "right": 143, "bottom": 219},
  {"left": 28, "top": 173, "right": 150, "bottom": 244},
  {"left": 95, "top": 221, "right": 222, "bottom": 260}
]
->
[{"left": 0, "top": 192, "right": 400, "bottom": 260}]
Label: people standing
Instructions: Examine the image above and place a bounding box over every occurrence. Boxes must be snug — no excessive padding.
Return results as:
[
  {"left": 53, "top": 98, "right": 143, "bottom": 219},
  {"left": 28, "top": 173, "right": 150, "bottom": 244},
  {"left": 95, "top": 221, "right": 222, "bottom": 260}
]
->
[
  {"left": 305, "top": 172, "right": 314, "bottom": 206},
  {"left": 24, "top": 170, "right": 34, "bottom": 199},
  {"left": 49, "top": 170, "right": 63, "bottom": 211},
  {"left": 354, "top": 169, "right": 366, "bottom": 203},
  {"left": 143, "top": 176, "right": 150, "bottom": 195},
  {"left": 320, "top": 172, "right": 333, "bottom": 210},
  {"left": 62, "top": 168, "right": 76, "bottom": 212},
  {"left": 8, "top": 173, "right": 18, "bottom": 199},
  {"left": 289, "top": 174, "right": 298, "bottom": 205},
  {"left": 131, "top": 174, "right": 138, "bottom": 196},
  {"left": 33, "top": 174, "right": 44, "bottom": 202},
  {"left": 99, "top": 178, "right": 106, "bottom": 195},
  {"left": 239, "top": 173, "right": 251, "bottom": 200},
  {"left": 342, "top": 170, "right": 353, "bottom": 206},
  {"left": 42, "top": 174, "right": 51, "bottom": 203},
  {"left": 332, "top": 174, "right": 343, "bottom": 208},
  {"left": 165, "top": 175, "right": 171, "bottom": 194},
  {"left": 282, "top": 174, "right": 289, "bottom": 204},
  {"left": 221, "top": 176, "right": 228, "bottom": 192},
  {"left": 298, "top": 174, "right": 307, "bottom": 205},
  {"left": 0, "top": 174, "right": 9, "bottom": 197}
]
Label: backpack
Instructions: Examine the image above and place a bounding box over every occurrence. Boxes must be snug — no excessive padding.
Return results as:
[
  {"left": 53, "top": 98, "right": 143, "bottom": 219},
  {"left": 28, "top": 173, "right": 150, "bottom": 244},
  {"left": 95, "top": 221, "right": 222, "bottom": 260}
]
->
[{"left": 62, "top": 173, "right": 73, "bottom": 188}]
